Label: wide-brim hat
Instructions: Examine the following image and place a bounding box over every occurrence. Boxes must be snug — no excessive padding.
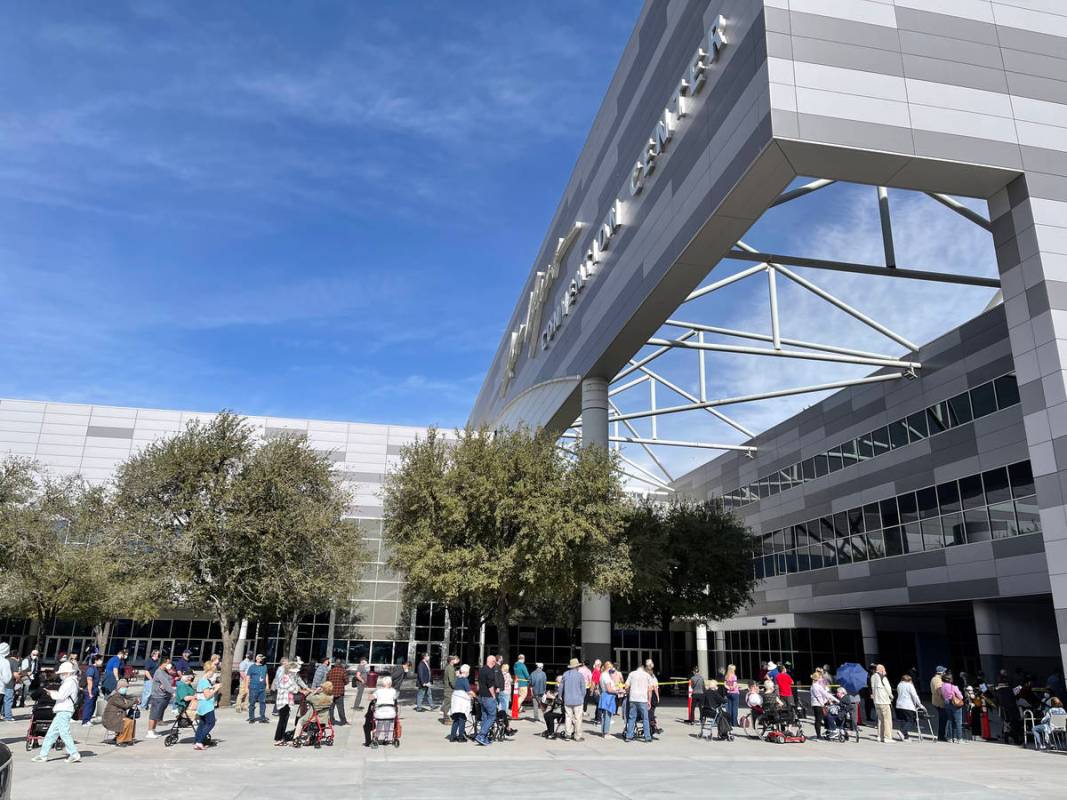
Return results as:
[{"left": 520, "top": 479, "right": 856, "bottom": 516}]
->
[
  {"left": 57, "top": 662, "right": 76, "bottom": 676},
  {"left": 568, "top": 658, "right": 580, "bottom": 668}
]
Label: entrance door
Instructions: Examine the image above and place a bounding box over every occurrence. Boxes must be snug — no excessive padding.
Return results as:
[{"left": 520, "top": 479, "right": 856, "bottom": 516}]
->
[
  {"left": 614, "top": 648, "right": 662, "bottom": 675},
  {"left": 149, "top": 639, "right": 176, "bottom": 661}
]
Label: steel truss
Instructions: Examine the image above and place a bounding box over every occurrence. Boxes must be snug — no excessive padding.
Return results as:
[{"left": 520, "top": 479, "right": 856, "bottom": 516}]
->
[{"left": 566, "top": 179, "right": 998, "bottom": 492}]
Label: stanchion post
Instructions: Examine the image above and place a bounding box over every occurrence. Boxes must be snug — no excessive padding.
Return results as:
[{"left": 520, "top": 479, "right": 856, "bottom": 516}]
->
[
  {"left": 687, "top": 680, "right": 693, "bottom": 723},
  {"left": 511, "top": 682, "right": 520, "bottom": 720}
]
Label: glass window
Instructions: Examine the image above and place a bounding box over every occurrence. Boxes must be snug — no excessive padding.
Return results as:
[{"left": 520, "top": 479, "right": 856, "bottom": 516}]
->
[
  {"left": 837, "top": 537, "right": 852, "bottom": 564},
  {"left": 948, "top": 392, "right": 973, "bottom": 426},
  {"left": 867, "top": 530, "right": 885, "bottom": 559},
  {"left": 994, "top": 373, "right": 1020, "bottom": 409},
  {"left": 805, "top": 519, "right": 821, "bottom": 543},
  {"left": 927, "top": 402, "right": 950, "bottom": 435},
  {"left": 863, "top": 503, "right": 881, "bottom": 532},
  {"left": 857, "top": 434, "right": 874, "bottom": 460},
  {"left": 906, "top": 411, "right": 928, "bottom": 441},
  {"left": 988, "top": 501, "right": 1019, "bottom": 539},
  {"left": 871, "top": 427, "right": 891, "bottom": 456},
  {"left": 921, "top": 517, "right": 945, "bottom": 551},
  {"left": 982, "top": 467, "right": 1011, "bottom": 504},
  {"left": 937, "top": 480, "right": 961, "bottom": 514},
  {"left": 820, "top": 541, "right": 838, "bottom": 568},
  {"left": 814, "top": 454, "right": 828, "bottom": 478},
  {"left": 1015, "top": 496, "right": 1040, "bottom": 535},
  {"left": 794, "top": 523, "right": 810, "bottom": 548},
  {"left": 801, "top": 458, "right": 815, "bottom": 481},
  {"left": 758, "top": 480, "right": 770, "bottom": 499},
  {"left": 902, "top": 522, "right": 923, "bottom": 554},
  {"left": 917, "top": 486, "right": 939, "bottom": 519},
  {"left": 960, "top": 474, "right": 985, "bottom": 509},
  {"left": 898, "top": 491, "right": 919, "bottom": 524},
  {"left": 964, "top": 508, "right": 992, "bottom": 543},
  {"left": 883, "top": 526, "right": 904, "bottom": 557},
  {"left": 942, "top": 512, "right": 966, "bottom": 546},
  {"left": 888, "top": 419, "right": 910, "bottom": 448},
  {"left": 819, "top": 516, "right": 836, "bottom": 541},
  {"left": 970, "top": 381, "right": 997, "bottom": 418},
  {"left": 840, "top": 439, "right": 858, "bottom": 467},
  {"left": 834, "top": 511, "right": 849, "bottom": 539},
  {"left": 851, "top": 534, "right": 869, "bottom": 562},
  {"left": 826, "top": 447, "right": 843, "bottom": 473},
  {"left": 1009, "top": 461, "right": 1034, "bottom": 498},
  {"left": 848, "top": 507, "right": 865, "bottom": 534},
  {"left": 880, "top": 498, "right": 900, "bottom": 528}
]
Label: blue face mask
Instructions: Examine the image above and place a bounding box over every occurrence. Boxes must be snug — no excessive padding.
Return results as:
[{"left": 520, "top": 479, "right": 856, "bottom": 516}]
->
[{"left": 119, "top": 688, "right": 128, "bottom": 695}]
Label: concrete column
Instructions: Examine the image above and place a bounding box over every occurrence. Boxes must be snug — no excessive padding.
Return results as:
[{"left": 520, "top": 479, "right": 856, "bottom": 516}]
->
[
  {"left": 860, "top": 609, "right": 879, "bottom": 665},
  {"left": 325, "top": 608, "right": 336, "bottom": 661},
  {"left": 990, "top": 176, "right": 1067, "bottom": 675},
  {"left": 714, "top": 629, "right": 727, "bottom": 676},
  {"left": 580, "top": 376, "right": 613, "bottom": 663},
  {"left": 695, "top": 623, "right": 709, "bottom": 677},
  {"left": 973, "top": 600, "right": 1004, "bottom": 679}
]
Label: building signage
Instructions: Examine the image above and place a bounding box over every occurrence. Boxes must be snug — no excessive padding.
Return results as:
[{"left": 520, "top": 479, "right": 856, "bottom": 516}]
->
[{"left": 500, "top": 14, "right": 729, "bottom": 396}]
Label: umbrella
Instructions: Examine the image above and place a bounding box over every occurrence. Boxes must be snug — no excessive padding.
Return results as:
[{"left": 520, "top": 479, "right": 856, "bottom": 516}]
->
[{"left": 835, "top": 662, "right": 869, "bottom": 695}]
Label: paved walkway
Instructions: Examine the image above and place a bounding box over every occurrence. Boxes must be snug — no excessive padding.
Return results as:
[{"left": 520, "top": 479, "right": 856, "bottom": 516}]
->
[{"left": 6, "top": 699, "right": 1064, "bottom": 798}]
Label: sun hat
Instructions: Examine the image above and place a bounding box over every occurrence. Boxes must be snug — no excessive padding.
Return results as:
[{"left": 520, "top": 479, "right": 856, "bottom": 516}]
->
[
  {"left": 57, "top": 661, "right": 76, "bottom": 676},
  {"left": 568, "top": 658, "right": 580, "bottom": 668}
]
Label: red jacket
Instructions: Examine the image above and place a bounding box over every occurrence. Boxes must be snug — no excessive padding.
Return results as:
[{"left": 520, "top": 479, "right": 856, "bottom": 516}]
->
[{"left": 775, "top": 671, "right": 794, "bottom": 697}]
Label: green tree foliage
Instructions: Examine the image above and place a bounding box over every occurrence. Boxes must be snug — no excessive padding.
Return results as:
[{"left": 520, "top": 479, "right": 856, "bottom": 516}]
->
[
  {"left": 614, "top": 499, "right": 756, "bottom": 678},
  {"left": 113, "top": 412, "right": 364, "bottom": 704},
  {"left": 383, "top": 426, "right": 630, "bottom": 661},
  {"left": 0, "top": 459, "right": 158, "bottom": 641}
]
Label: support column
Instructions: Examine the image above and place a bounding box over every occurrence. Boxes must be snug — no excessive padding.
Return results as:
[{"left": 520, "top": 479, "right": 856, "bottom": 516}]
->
[
  {"left": 714, "top": 629, "right": 727, "bottom": 677},
  {"left": 973, "top": 600, "right": 1004, "bottom": 680},
  {"left": 695, "top": 623, "right": 709, "bottom": 677},
  {"left": 860, "top": 609, "right": 879, "bottom": 665},
  {"left": 990, "top": 176, "right": 1067, "bottom": 675},
  {"left": 325, "top": 608, "right": 336, "bottom": 661},
  {"left": 580, "top": 376, "right": 613, "bottom": 663}
]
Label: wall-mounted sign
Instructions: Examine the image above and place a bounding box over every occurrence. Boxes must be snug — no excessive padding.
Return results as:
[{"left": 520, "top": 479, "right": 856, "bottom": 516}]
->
[{"left": 500, "top": 14, "right": 729, "bottom": 396}]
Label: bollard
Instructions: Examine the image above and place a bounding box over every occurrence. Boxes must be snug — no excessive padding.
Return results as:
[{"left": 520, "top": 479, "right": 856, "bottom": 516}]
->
[
  {"left": 856, "top": 704, "right": 862, "bottom": 727},
  {"left": 687, "top": 681, "right": 694, "bottom": 723},
  {"left": 981, "top": 707, "right": 991, "bottom": 740},
  {"left": 511, "top": 684, "right": 520, "bottom": 719}
]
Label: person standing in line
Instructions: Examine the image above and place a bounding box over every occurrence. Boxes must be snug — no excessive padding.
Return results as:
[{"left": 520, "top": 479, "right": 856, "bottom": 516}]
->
[
  {"left": 145, "top": 654, "right": 175, "bottom": 739},
  {"left": 809, "top": 669, "right": 832, "bottom": 739},
  {"left": 598, "top": 662, "right": 622, "bottom": 737},
  {"left": 498, "top": 663, "right": 513, "bottom": 716},
  {"left": 474, "top": 655, "right": 498, "bottom": 746},
  {"left": 894, "top": 673, "right": 921, "bottom": 740},
  {"left": 441, "top": 655, "right": 458, "bottom": 723},
  {"left": 529, "top": 661, "right": 547, "bottom": 722},
  {"left": 273, "top": 663, "right": 298, "bottom": 746},
  {"left": 245, "top": 653, "right": 270, "bottom": 724},
  {"left": 0, "top": 643, "right": 14, "bottom": 722},
  {"left": 81, "top": 654, "right": 103, "bottom": 726},
  {"left": 775, "top": 664, "right": 795, "bottom": 711},
  {"left": 590, "top": 659, "right": 602, "bottom": 723},
  {"left": 351, "top": 657, "right": 369, "bottom": 710},
  {"left": 139, "top": 649, "right": 160, "bottom": 711},
  {"left": 870, "top": 663, "right": 895, "bottom": 743},
  {"left": 174, "top": 649, "right": 191, "bottom": 674},
  {"left": 272, "top": 657, "right": 290, "bottom": 716},
  {"left": 689, "top": 666, "right": 706, "bottom": 725},
  {"left": 19, "top": 648, "right": 40, "bottom": 708},
  {"left": 624, "top": 661, "right": 653, "bottom": 743},
  {"left": 724, "top": 664, "right": 740, "bottom": 727},
  {"left": 448, "top": 664, "right": 474, "bottom": 742},
  {"left": 415, "top": 653, "right": 433, "bottom": 712},
  {"left": 559, "top": 658, "right": 586, "bottom": 741},
  {"left": 235, "top": 651, "right": 253, "bottom": 713},
  {"left": 101, "top": 649, "right": 126, "bottom": 699},
  {"left": 29, "top": 660, "right": 81, "bottom": 763},
  {"left": 940, "top": 672, "right": 964, "bottom": 743},
  {"left": 647, "top": 661, "right": 662, "bottom": 735},
  {"left": 578, "top": 660, "right": 593, "bottom": 719},
  {"left": 326, "top": 657, "right": 348, "bottom": 726},
  {"left": 312, "top": 656, "right": 330, "bottom": 689},
  {"left": 193, "top": 661, "right": 218, "bottom": 751},
  {"left": 930, "top": 666, "right": 947, "bottom": 741},
  {"left": 513, "top": 654, "right": 531, "bottom": 717}
]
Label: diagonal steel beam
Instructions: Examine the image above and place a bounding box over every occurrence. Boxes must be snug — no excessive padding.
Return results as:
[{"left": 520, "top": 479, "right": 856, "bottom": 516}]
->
[
  {"left": 613, "top": 329, "right": 697, "bottom": 383},
  {"left": 926, "top": 192, "right": 992, "bottom": 231},
  {"left": 662, "top": 319, "right": 900, "bottom": 361},
  {"left": 646, "top": 336, "right": 922, "bottom": 370},
  {"left": 769, "top": 178, "right": 835, "bottom": 208},
  {"left": 629, "top": 361, "right": 755, "bottom": 438}
]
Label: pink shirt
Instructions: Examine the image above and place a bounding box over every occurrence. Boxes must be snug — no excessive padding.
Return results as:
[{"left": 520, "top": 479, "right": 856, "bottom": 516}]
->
[
  {"left": 725, "top": 675, "right": 739, "bottom": 695},
  {"left": 941, "top": 683, "right": 962, "bottom": 704}
]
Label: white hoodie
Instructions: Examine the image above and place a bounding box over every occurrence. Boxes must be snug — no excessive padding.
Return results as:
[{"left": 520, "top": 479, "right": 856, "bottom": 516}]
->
[{"left": 0, "top": 643, "right": 12, "bottom": 691}]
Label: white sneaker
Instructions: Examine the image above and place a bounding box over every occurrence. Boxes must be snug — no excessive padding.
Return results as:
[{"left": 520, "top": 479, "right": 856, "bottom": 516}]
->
[
  {"left": 145, "top": 731, "right": 158, "bottom": 739},
  {"left": 66, "top": 753, "right": 81, "bottom": 763}
]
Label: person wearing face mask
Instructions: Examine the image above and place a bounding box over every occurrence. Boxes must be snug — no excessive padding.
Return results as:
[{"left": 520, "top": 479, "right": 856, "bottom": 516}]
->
[{"left": 102, "top": 679, "right": 139, "bottom": 746}]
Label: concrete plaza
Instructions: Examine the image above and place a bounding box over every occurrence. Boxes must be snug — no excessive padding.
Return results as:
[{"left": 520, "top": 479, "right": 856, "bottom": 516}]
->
[{"left": 5, "top": 696, "right": 1064, "bottom": 799}]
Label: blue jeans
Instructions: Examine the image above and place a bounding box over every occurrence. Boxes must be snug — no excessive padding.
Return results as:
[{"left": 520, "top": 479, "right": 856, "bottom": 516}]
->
[
  {"left": 601, "top": 706, "right": 614, "bottom": 735},
  {"left": 139, "top": 681, "right": 153, "bottom": 709},
  {"left": 726, "top": 693, "right": 739, "bottom": 726},
  {"left": 248, "top": 688, "right": 267, "bottom": 721},
  {"left": 625, "top": 700, "right": 650, "bottom": 742},
  {"left": 945, "top": 705, "right": 963, "bottom": 740},
  {"left": 450, "top": 713, "right": 467, "bottom": 740},
  {"left": 40, "top": 710, "right": 78, "bottom": 758},
  {"left": 2, "top": 687, "right": 12, "bottom": 721},
  {"left": 477, "top": 697, "right": 496, "bottom": 742},
  {"left": 195, "top": 710, "right": 216, "bottom": 744},
  {"left": 416, "top": 685, "right": 433, "bottom": 709},
  {"left": 497, "top": 692, "right": 509, "bottom": 714}
]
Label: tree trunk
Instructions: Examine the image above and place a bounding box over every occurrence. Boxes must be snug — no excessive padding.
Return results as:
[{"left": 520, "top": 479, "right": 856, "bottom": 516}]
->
[
  {"left": 93, "top": 620, "right": 112, "bottom": 654},
  {"left": 406, "top": 606, "right": 417, "bottom": 665},
  {"left": 216, "top": 612, "right": 241, "bottom": 708},
  {"left": 283, "top": 615, "right": 299, "bottom": 660},
  {"left": 495, "top": 611, "right": 511, "bottom": 665},
  {"left": 659, "top": 614, "right": 674, "bottom": 681}
]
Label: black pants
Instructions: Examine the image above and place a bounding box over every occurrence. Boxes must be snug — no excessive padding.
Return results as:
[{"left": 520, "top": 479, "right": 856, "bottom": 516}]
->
[
  {"left": 330, "top": 696, "right": 347, "bottom": 726},
  {"left": 273, "top": 705, "right": 291, "bottom": 742},
  {"left": 363, "top": 717, "right": 375, "bottom": 745},
  {"left": 544, "top": 710, "right": 561, "bottom": 736},
  {"left": 897, "top": 708, "right": 917, "bottom": 738},
  {"left": 812, "top": 706, "right": 823, "bottom": 738}
]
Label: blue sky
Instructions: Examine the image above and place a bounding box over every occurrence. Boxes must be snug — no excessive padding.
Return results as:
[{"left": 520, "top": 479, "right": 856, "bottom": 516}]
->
[
  {"left": 1, "top": 2, "right": 999, "bottom": 481},
  {"left": 0, "top": 0, "right": 641, "bottom": 426}
]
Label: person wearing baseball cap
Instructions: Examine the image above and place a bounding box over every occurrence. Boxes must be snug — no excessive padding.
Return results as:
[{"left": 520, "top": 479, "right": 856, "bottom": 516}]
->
[{"left": 30, "top": 661, "right": 81, "bottom": 763}]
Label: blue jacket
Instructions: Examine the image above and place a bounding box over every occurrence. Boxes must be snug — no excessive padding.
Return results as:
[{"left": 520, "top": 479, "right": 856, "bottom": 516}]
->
[
  {"left": 560, "top": 668, "right": 586, "bottom": 706},
  {"left": 529, "top": 668, "right": 547, "bottom": 696},
  {"left": 417, "top": 660, "right": 432, "bottom": 686}
]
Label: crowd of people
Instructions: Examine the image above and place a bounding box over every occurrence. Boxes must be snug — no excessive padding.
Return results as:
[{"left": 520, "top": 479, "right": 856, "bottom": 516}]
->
[{"left": 8, "top": 639, "right": 1067, "bottom": 763}]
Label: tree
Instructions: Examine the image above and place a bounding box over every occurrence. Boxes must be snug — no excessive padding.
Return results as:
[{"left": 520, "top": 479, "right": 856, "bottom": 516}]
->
[
  {"left": 113, "top": 412, "right": 364, "bottom": 705},
  {"left": 383, "top": 425, "right": 631, "bottom": 662},
  {"left": 614, "top": 499, "right": 757, "bottom": 679},
  {"left": 0, "top": 460, "right": 158, "bottom": 644}
]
